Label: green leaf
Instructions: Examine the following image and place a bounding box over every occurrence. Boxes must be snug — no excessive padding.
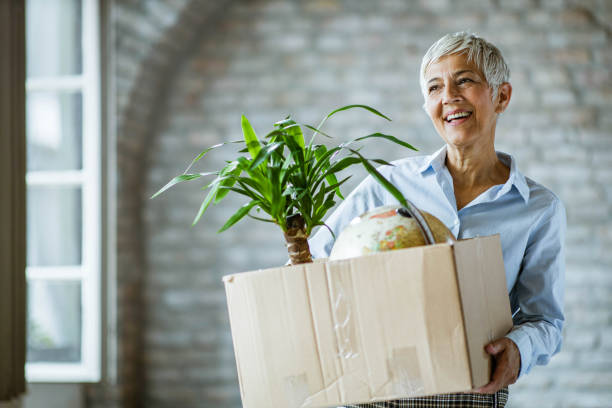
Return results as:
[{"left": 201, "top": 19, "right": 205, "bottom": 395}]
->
[
  {"left": 309, "top": 146, "right": 341, "bottom": 180},
  {"left": 310, "top": 155, "right": 358, "bottom": 196},
  {"left": 151, "top": 173, "right": 214, "bottom": 199},
  {"left": 325, "top": 104, "right": 392, "bottom": 121},
  {"left": 283, "top": 122, "right": 305, "bottom": 149},
  {"left": 349, "top": 149, "right": 408, "bottom": 208},
  {"left": 214, "top": 166, "right": 242, "bottom": 203},
  {"left": 263, "top": 129, "right": 286, "bottom": 142},
  {"left": 274, "top": 117, "right": 293, "bottom": 127},
  {"left": 321, "top": 193, "right": 337, "bottom": 213},
  {"left": 236, "top": 156, "right": 269, "bottom": 185},
  {"left": 221, "top": 182, "right": 267, "bottom": 204},
  {"left": 236, "top": 156, "right": 253, "bottom": 171},
  {"left": 318, "top": 222, "right": 336, "bottom": 240},
  {"left": 183, "top": 141, "right": 243, "bottom": 174},
  {"left": 282, "top": 135, "right": 306, "bottom": 180},
  {"left": 218, "top": 201, "right": 259, "bottom": 232},
  {"left": 241, "top": 115, "right": 261, "bottom": 160},
  {"left": 324, "top": 175, "right": 351, "bottom": 193},
  {"left": 267, "top": 163, "right": 286, "bottom": 218},
  {"left": 249, "top": 142, "right": 285, "bottom": 171},
  {"left": 372, "top": 158, "right": 394, "bottom": 166},
  {"left": 303, "top": 123, "right": 333, "bottom": 139},
  {"left": 233, "top": 178, "right": 272, "bottom": 212},
  {"left": 321, "top": 158, "right": 356, "bottom": 200},
  {"left": 324, "top": 157, "right": 361, "bottom": 175},
  {"left": 311, "top": 186, "right": 327, "bottom": 211},
  {"left": 192, "top": 180, "right": 222, "bottom": 226},
  {"left": 236, "top": 176, "right": 266, "bottom": 195},
  {"left": 317, "top": 199, "right": 337, "bottom": 225},
  {"left": 309, "top": 105, "right": 392, "bottom": 147},
  {"left": 353, "top": 133, "right": 418, "bottom": 151},
  {"left": 303, "top": 123, "right": 334, "bottom": 147},
  {"left": 247, "top": 213, "right": 276, "bottom": 223},
  {"left": 279, "top": 155, "right": 299, "bottom": 186}
]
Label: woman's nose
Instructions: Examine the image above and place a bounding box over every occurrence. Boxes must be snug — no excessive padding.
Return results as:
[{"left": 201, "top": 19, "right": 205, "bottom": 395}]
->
[{"left": 442, "top": 82, "right": 462, "bottom": 104}]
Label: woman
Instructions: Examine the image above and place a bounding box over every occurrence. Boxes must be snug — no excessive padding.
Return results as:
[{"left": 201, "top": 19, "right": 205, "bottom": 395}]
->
[{"left": 309, "top": 32, "right": 566, "bottom": 407}]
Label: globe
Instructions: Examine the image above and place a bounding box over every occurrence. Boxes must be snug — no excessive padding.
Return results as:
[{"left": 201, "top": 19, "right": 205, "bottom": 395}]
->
[{"left": 329, "top": 205, "right": 456, "bottom": 260}]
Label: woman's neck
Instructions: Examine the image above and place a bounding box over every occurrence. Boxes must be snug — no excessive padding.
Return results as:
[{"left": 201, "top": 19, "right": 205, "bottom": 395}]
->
[{"left": 445, "top": 143, "right": 509, "bottom": 189}]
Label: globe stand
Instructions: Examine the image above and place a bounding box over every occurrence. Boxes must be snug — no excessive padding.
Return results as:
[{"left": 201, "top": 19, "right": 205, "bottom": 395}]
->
[{"left": 397, "top": 202, "right": 438, "bottom": 245}]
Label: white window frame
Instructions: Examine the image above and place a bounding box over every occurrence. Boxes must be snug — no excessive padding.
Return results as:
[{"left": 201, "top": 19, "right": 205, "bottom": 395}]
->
[{"left": 25, "top": 0, "right": 101, "bottom": 383}]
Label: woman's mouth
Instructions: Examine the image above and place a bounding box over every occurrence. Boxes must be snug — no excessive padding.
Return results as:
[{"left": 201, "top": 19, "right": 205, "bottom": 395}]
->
[{"left": 445, "top": 111, "right": 472, "bottom": 125}]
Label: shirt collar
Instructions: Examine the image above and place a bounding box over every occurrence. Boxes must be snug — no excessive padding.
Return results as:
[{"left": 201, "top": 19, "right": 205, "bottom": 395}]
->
[
  {"left": 419, "top": 145, "right": 530, "bottom": 204},
  {"left": 419, "top": 145, "right": 448, "bottom": 174},
  {"left": 498, "top": 151, "right": 530, "bottom": 203}
]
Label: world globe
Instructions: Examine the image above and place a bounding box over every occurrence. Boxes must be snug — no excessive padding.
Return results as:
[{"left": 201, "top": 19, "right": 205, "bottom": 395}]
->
[{"left": 329, "top": 205, "right": 456, "bottom": 260}]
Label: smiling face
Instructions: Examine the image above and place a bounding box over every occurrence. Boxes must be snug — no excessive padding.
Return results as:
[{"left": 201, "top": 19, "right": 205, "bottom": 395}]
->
[{"left": 423, "top": 52, "right": 511, "bottom": 151}]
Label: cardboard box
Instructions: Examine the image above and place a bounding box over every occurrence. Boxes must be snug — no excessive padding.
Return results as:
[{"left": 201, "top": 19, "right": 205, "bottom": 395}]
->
[{"left": 223, "top": 235, "right": 513, "bottom": 407}]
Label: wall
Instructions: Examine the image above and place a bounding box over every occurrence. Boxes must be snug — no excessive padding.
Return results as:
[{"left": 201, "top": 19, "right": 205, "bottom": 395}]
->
[
  {"left": 115, "top": 0, "right": 611, "bottom": 407},
  {"left": 87, "top": 0, "right": 234, "bottom": 407}
]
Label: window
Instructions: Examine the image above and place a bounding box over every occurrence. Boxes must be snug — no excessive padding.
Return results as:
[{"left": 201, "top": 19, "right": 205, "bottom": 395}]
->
[{"left": 25, "top": 0, "right": 101, "bottom": 382}]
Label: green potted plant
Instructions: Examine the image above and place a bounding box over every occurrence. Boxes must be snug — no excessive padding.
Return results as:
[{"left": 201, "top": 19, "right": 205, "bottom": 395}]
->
[{"left": 151, "top": 105, "right": 417, "bottom": 265}]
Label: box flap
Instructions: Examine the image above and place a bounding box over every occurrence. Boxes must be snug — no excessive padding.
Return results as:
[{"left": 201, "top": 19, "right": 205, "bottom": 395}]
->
[
  {"left": 452, "top": 235, "right": 513, "bottom": 387},
  {"left": 420, "top": 245, "right": 472, "bottom": 392},
  {"left": 223, "top": 262, "right": 327, "bottom": 407}
]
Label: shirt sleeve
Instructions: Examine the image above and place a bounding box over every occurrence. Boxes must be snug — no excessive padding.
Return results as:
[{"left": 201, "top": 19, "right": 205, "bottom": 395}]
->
[
  {"left": 308, "top": 175, "right": 386, "bottom": 259},
  {"left": 505, "top": 198, "right": 567, "bottom": 378}
]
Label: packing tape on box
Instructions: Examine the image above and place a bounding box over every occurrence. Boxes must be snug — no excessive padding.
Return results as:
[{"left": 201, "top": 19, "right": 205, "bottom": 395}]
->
[
  {"left": 330, "top": 277, "right": 359, "bottom": 360},
  {"left": 283, "top": 348, "right": 425, "bottom": 407},
  {"left": 288, "top": 369, "right": 370, "bottom": 407},
  {"left": 385, "top": 347, "right": 425, "bottom": 396},
  {"left": 284, "top": 373, "right": 311, "bottom": 408},
  {"left": 326, "top": 263, "right": 360, "bottom": 360}
]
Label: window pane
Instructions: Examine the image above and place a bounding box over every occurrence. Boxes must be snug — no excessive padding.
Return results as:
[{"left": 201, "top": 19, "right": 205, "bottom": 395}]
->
[
  {"left": 27, "top": 280, "right": 82, "bottom": 363},
  {"left": 27, "top": 186, "right": 82, "bottom": 266},
  {"left": 27, "top": 91, "right": 83, "bottom": 171},
  {"left": 26, "top": 0, "right": 82, "bottom": 78}
]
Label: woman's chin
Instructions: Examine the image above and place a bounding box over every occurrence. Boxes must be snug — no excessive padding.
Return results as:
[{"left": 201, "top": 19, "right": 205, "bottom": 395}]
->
[{"left": 441, "top": 131, "right": 480, "bottom": 148}]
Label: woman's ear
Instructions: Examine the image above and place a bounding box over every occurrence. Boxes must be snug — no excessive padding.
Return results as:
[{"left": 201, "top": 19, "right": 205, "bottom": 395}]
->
[{"left": 495, "top": 82, "right": 512, "bottom": 114}]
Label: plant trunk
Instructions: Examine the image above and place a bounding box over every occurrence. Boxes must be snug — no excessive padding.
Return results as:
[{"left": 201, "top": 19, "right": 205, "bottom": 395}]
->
[{"left": 284, "top": 214, "right": 313, "bottom": 265}]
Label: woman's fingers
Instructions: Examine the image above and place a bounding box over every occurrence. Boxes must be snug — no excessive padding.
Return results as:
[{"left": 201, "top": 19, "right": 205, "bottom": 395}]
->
[{"left": 473, "top": 338, "right": 521, "bottom": 394}]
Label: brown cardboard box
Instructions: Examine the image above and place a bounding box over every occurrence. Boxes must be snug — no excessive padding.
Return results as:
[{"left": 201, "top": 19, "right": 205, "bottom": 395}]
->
[{"left": 223, "top": 235, "right": 513, "bottom": 407}]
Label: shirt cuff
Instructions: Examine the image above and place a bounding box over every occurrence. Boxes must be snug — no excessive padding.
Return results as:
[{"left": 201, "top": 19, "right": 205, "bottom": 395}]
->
[{"left": 505, "top": 328, "right": 532, "bottom": 379}]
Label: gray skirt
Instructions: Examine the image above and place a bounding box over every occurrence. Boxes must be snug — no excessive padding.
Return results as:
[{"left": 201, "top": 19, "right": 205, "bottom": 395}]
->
[{"left": 340, "top": 387, "right": 509, "bottom": 408}]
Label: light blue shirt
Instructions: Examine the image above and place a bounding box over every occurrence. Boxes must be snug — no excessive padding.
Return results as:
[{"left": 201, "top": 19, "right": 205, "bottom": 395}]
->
[{"left": 309, "top": 145, "right": 566, "bottom": 378}]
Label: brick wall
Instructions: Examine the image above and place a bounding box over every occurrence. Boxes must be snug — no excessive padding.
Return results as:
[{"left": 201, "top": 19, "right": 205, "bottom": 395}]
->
[
  {"left": 115, "top": 0, "right": 611, "bottom": 407},
  {"left": 87, "top": 1, "right": 233, "bottom": 407}
]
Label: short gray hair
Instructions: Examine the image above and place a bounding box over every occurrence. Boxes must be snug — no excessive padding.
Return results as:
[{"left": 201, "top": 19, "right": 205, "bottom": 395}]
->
[{"left": 419, "top": 32, "right": 510, "bottom": 100}]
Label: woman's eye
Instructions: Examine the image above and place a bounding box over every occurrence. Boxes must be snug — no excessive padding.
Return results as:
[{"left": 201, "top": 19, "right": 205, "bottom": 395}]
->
[
  {"left": 428, "top": 85, "right": 439, "bottom": 93},
  {"left": 458, "top": 78, "right": 472, "bottom": 84}
]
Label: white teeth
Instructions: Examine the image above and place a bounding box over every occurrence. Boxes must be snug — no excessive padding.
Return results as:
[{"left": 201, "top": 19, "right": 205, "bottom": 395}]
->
[{"left": 446, "top": 111, "right": 471, "bottom": 121}]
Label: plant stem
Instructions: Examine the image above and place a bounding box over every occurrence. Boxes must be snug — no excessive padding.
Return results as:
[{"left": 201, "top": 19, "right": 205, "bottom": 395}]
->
[{"left": 284, "top": 214, "right": 313, "bottom": 265}]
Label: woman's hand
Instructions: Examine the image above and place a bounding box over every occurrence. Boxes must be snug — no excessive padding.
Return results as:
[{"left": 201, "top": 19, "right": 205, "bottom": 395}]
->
[{"left": 474, "top": 337, "right": 521, "bottom": 394}]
